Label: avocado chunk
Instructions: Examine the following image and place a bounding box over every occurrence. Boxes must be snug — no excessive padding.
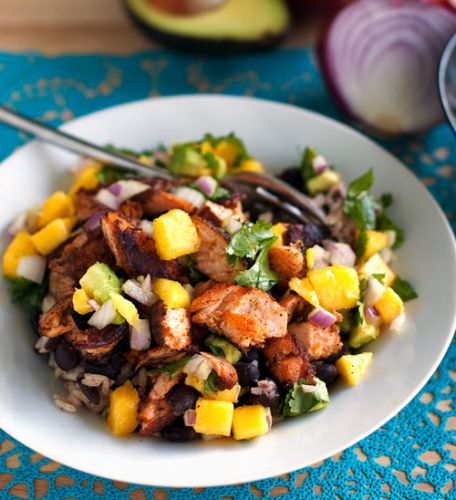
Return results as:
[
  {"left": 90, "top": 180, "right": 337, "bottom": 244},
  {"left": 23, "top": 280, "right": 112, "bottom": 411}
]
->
[
  {"left": 349, "top": 322, "right": 380, "bottom": 349},
  {"left": 168, "top": 145, "right": 209, "bottom": 178},
  {"left": 124, "top": 0, "right": 290, "bottom": 53},
  {"left": 281, "top": 377, "right": 329, "bottom": 417},
  {"left": 205, "top": 334, "right": 242, "bottom": 364},
  {"left": 307, "top": 170, "right": 341, "bottom": 196},
  {"left": 79, "top": 262, "right": 122, "bottom": 304}
]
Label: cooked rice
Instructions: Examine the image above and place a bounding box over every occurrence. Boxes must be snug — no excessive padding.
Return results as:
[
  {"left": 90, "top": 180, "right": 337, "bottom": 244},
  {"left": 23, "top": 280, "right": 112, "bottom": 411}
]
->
[{"left": 53, "top": 394, "right": 77, "bottom": 413}]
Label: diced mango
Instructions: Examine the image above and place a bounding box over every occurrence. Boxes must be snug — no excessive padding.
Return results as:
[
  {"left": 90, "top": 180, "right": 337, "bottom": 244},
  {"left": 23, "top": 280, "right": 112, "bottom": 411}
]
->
[
  {"left": 2, "top": 231, "right": 38, "bottom": 278},
  {"left": 69, "top": 163, "right": 101, "bottom": 197},
  {"left": 30, "top": 218, "right": 73, "bottom": 256},
  {"left": 375, "top": 288, "right": 404, "bottom": 324},
  {"left": 200, "top": 141, "right": 214, "bottom": 156},
  {"left": 72, "top": 288, "right": 94, "bottom": 315},
  {"left": 232, "top": 405, "right": 270, "bottom": 441},
  {"left": 185, "top": 374, "right": 240, "bottom": 403},
  {"left": 307, "top": 170, "right": 340, "bottom": 195},
  {"left": 233, "top": 159, "right": 264, "bottom": 173},
  {"left": 271, "top": 223, "right": 288, "bottom": 247},
  {"left": 37, "top": 191, "right": 74, "bottom": 229},
  {"left": 111, "top": 293, "right": 139, "bottom": 326},
  {"left": 154, "top": 278, "right": 191, "bottom": 308},
  {"left": 107, "top": 381, "right": 140, "bottom": 436},
  {"left": 306, "top": 247, "right": 316, "bottom": 270},
  {"left": 289, "top": 277, "right": 319, "bottom": 307},
  {"left": 153, "top": 209, "right": 200, "bottom": 260},
  {"left": 362, "top": 230, "right": 390, "bottom": 261},
  {"left": 214, "top": 141, "right": 239, "bottom": 169},
  {"left": 336, "top": 353, "right": 373, "bottom": 386},
  {"left": 358, "top": 253, "right": 396, "bottom": 287},
  {"left": 194, "top": 398, "right": 234, "bottom": 436},
  {"left": 307, "top": 265, "right": 360, "bottom": 311}
]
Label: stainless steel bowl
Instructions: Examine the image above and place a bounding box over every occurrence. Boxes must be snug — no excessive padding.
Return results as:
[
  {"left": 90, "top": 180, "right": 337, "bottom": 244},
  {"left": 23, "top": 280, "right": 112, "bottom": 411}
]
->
[{"left": 439, "top": 31, "right": 456, "bottom": 136}]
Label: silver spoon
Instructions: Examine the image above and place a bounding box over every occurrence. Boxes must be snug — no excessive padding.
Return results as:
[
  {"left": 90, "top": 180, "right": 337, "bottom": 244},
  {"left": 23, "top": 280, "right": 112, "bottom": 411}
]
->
[{"left": 0, "top": 105, "right": 326, "bottom": 225}]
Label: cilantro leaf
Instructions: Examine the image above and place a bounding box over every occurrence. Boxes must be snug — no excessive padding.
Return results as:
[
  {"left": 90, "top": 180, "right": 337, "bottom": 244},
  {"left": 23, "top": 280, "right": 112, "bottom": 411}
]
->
[
  {"left": 227, "top": 220, "right": 277, "bottom": 264},
  {"left": 301, "top": 147, "right": 319, "bottom": 185},
  {"left": 95, "top": 165, "right": 137, "bottom": 185},
  {"left": 353, "top": 278, "right": 368, "bottom": 327},
  {"left": 211, "top": 186, "right": 230, "bottom": 201},
  {"left": 203, "top": 372, "right": 219, "bottom": 396},
  {"left": 376, "top": 211, "right": 404, "bottom": 249},
  {"left": 347, "top": 168, "right": 374, "bottom": 198},
  {"left": 234, "top": 242, "right": 278, "bottom": 292},
  {"left": 280, "top": 378, "right": 329, "bottom": 417},
  {"left": 6, "top": 276, "right": 48, "bottom": 312},
  {"left": 149, "top": 355, "right": 192, "bottom": 376},
  {"left": 372, "top": 273, "right": 385, "bottom": 284},
  {"left": 381, "top": 193, "right": 393, "bottom": 209},
  {"left": 392, "top": 277, "right": 418, "bottom": 302},
  {"left": 105, "top": 144, "right": 153, "bottom": 157}
]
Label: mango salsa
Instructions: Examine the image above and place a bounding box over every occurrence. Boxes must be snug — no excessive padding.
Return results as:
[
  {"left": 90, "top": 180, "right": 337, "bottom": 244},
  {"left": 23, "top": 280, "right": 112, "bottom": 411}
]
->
[
  {"left": 193, "top": 398, "right": 234, "bottom": 436},
  {"left": 306, "top": 247, "right": 316, "bottom": 270},
  {"left": 271, "top": 223, "right": 288, "bottom": 247},
  {"left": 69, "top": 163, "right": 101, "bottom": 197},
  {"left": 307, "top": 265, "right": 360, "bottom": 311},
  {"left": 288, "top": 277, "right": 319, "bottom": 307},
  {"left": 154, "top": 278, "right": 191, "bottom": 308},
  {"left": 153, "top": 209, "right": 200, "bottom": 260},
  {"left": 336, "top": 353, "right": 373, "bottom": 386},
  {"left": 72, "top": 288, "right": 93, "bottom": 315},
  {"left": 111, "top": 293, "right": 139, "bottom": 326},
  {"left": 375, "top": 288, "right": 404, "bottom": 324},
  {"left": 37, "top": 191, "right": 74, "bottom": 229},
  {"left": 232, "top": 405, "right": 270, "bottom": 441},
  {"left": 2, "top": 231, "right": 38, "bottom": 278},
  {"left": 358, "top": 253, "right": 396, "bottom": 287},
  {"left": 362, "top": 230, "right": 390, "bottom": 261},
  {"left": 185, "top": 374, "right": 240, "bottom": 403},
  {"left": 214, "top": 141, "right": 240, "bottom": 169},
  {"left": 30, "top": 218, "right": 75, "bottom": 255},
  {"left": 107, "top": 381, "right": 140, "bottom": 436},
  {"left": 233, "top": 159, "right": 264, "bottom": 173}
]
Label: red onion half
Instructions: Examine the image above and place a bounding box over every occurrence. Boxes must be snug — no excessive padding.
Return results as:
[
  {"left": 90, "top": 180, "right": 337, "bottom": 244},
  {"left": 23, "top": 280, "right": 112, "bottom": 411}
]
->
[
  {"left": 308, "top": 307, "right": 337, "bottom": 328},
  {"left": 320, "top": 0, "right": 456, "bottom": 134}
]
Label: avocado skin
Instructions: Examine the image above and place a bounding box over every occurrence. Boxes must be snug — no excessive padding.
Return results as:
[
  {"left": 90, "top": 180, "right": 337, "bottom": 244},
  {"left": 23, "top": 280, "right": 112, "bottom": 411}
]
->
[{"left": 123, "top": 0, "right": 289, "bottom": 54}]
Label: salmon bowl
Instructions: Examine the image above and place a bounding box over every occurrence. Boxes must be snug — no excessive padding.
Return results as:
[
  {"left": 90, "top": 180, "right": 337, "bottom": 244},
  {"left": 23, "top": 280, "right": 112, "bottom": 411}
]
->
[{"left": 0, "top": 95, "right": 455, "bottom": 487}]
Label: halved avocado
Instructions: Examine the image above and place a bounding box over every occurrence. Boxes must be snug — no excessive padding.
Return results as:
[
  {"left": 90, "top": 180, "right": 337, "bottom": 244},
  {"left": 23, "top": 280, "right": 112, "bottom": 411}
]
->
[{"left": 125, "top": 0, "right": 290, "bottom": 53}]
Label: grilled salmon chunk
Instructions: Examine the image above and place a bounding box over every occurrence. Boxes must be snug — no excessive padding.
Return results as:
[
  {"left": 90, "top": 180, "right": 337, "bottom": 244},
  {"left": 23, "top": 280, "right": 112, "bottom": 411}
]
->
[
  {"left": 289, "top": 320, "right": 343, "bottom": 361},
  {"left": 149, "top": 300, "right": 191, "bottom": 351},
  {"left": 191, "top": 216, "right": 246, "bottom": 282},
  {"left": 268, "top": 243, "right": 306, "bottom": 286},
  {"left": 135, "top": 189, "right": 194, "bottom": 218},
  {"left": 190, "top": 283, "right": 287, "bottom": 349},
  {"left": 39, "top": 297, "right": 75, "bottom": 338},
  {"left": 101, "top": 212, "right": 184, "bottom": 279},
  {"left": 200, "top": 352, "right": 238, "bottom": 390},
  {"left": 135, "top": 347, "right": 187, "bottom": 371}
]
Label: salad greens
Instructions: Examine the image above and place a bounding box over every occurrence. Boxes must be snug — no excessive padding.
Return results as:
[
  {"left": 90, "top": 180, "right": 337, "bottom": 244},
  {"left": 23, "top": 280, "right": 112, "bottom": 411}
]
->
[
  {"left": 392, "top": 276, "right": 418, "bottom": 302},
  {"left": 6, "top": 277, "right": 48, "bottom": 312}
]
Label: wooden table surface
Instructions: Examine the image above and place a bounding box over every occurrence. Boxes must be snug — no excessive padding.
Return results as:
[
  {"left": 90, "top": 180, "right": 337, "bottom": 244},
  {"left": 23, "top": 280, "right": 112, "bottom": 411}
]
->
[{"left": 0, "top": 0, "right": 323, "bottom": 54}]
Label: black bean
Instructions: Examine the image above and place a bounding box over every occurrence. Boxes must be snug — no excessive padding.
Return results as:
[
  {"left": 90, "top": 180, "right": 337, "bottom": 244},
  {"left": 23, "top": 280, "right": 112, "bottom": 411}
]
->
[
  {"left": 80, "top": 351, "right": 124, "bottom": 379},
  {"left": 315, "top": 362, "right": 338, "bottom": 385},
  {"left": 79, "top": 383, "right": 101, "bottom": 405},
  {"left": 236, "top": 361, "right": 260, "bottom": 387},
  {"left": 243, "top": 349, "right": 261, "bottom": 364},
  {"left": 55, "top": 342, "right": 80, "bottom": 371},
  {"left": 71, "top": 311, "right": 91, "bottom": 331},
  {"left": 248, "top": 379, "right": 280, "bottom": 408},
  {"left": 279, "top": 167, "right": 302, "bottom": 188},
  {"left": 324, "top": 343, "right": 351, "bottom": 364},
  {"left": 167, "top": 385, "right": 199, "bottom": 416},
  {"left": 162, "top": 425, "right": 199, "bottom": 442},
  {"left": 286, "top": 223, "right": 327, "bottom": 248}
]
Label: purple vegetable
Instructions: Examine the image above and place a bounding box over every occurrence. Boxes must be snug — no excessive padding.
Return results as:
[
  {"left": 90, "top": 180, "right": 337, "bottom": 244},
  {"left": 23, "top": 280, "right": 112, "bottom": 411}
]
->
[{"left": 308, "top": 307, "right": 337, "bottom": 328}]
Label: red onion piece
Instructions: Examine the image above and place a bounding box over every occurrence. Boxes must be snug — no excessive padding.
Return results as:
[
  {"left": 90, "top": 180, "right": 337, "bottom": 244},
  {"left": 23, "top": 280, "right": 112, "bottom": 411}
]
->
[
  {"left": 107, "top": 183, "right": 122, "bottom": 196},
  {"left": 16, "top": 255, "right": 46, "bottom": 284},
  {"left": 87, "top": 299, "right": 100, "bottom": 312},
  {"left": 122, "top": 279, "right": 157, "bottom": 306},
  {"left": 365, "top": 276, "right": 386, "bottom": 308},
  {"left": 194, "top": 175, "right": 218, "bottom": 197},
  {"left": 153, "top": 149, "right": 170, "bottom": 164},
  {"left": 312, "top": 155, "right": 328, "bottom": 174},
  {"left": 312, "top": 245, "right": 331, "bottom": 269},
  {"left": 265, "top": 407, "right": 272, "bottom": 430},
  {"left": 41, "top": 294, "right": 56, "bottom": 313},
  {"left": 182, "top": 354, "right": 212, "bottom": 380},
  {"left": 83, "top": 211, "right": 105, "bottom": 231},
  {"left": 129, "top": 318, "right": 151, "bottom": 351},
  {"left": 141, "top": 274, "right": 152, "bottom": 293},
  {"left": 139, "top": 220, "right": 154, "bottom": 237},
  {"left": 223, "top": 216, "right": 243, "bottom": 235},
  {"left": 365, "top": 306, "right": 382, "bottom": 326},
  {"left": 390, "top": 312, "right": 405, "bottom": 331},
  {"left": 88, "top": 299, "right": 117, "bottom": 330},
  {"left": 7, "top": 211, "right": 27, "bottom": 237},
  {"left": 320, "top": 0, "right": 456, "bottom": 134},
  {"left": 324, "top": 241, "right": 356, "bottom": 267},
  {"left": 308, "top": 307, "right": 337, "bottom": 328},
  {"left": 173, "top": 186, "right": 206, "bottom": 209},
  {"left": 95, "top": 189, "right": 120, "bottom": 210},
  {"left": 116, "top": 180, "right": 150, "bottom": 201},
  {"left": 184, "top": 410, "right": 197, "bottom": 427}
]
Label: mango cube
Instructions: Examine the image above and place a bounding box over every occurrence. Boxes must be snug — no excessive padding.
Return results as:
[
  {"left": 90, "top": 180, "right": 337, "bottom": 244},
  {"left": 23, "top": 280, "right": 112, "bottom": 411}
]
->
[
  {"left": 37, "top": 191, "right": 74, "bottom": 229},
  {"left": 111, "top": 293, "right": 139, "bottom": 326},
  {"left": 271, "top": 223, "right": 288, "bottom": 247},
  {"left": 30, "top": 218, "right": 74, "bottom": 255},
  {"left": 154, "top": 278, "right": 191, "bottom": 308},
  {"left": 72, "top": 288, "right": 94, "bottom": 315},
  {"left": 375, "top": 288, "right": 404, "bottom": 324},
  {"left": 232, "top": 405, "right": 270, "bottom": 441},
  {"left": 307, "top": 265, "right": 360, "bottom": 310},
  {"left": 233, "top": 159, "right": 264, "bottom": 173},
  {"left": 69, "top": 163, "right": 101, "bottom": 197},
  {"left": 2, "top": 231, "right": 38, "bottom": 278},
  {"left": 214, "top": 141, "right": 239, "bottom": 169},
  {"left": 306, "top": 247, "right": 316, "bottom": 270},
  {"left": 107, "top": 381, "right": 140, "bottom": 436},
  {"left": 194, "top": 398, "right": 234, "bottom": 436},
  {"left": 336, "top": 353, "right": 373, "bottom": 386},
  {"left": 358, "top": 253, "right": 396, "bottom": 287},
  {"left": 153, "top": 209, "right": 200, "bottom": 260},
  {"left": 362, "top": 230, "right": 390, "bottom": 261},
  {"left": 289, "top": 277, "right": 319, "bottom": 307},
  {"left": 185, "top": 374, "right": 240, "bottom": 403},
  {"left": 200, "top": 141, "right": 214, "bottom": 156}
]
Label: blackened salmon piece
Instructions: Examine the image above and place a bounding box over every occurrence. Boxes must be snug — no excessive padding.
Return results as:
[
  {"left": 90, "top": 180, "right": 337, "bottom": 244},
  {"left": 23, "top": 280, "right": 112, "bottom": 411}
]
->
[
  {"left": 39, "top": 297, "right": 75, "bottom": 338},
  {"left": 135, "top": 189, "right": 194, "bottom": 218},
  {"left": 75, "top": 188, "right": 106, "bottom": 222},
  {"left": 149, "top": 301, "right": 191, "bottom": 351},
  {"left": 135, "top": 347, "right": 187, "bottom": 371},
  {"left": 101, "top": 212, "right": 184, "bottom": 279},
  {"left": 268, "top": 243, "right": 306, "bottom": 287},
  {"left": 118, "top": 200, "right": 143, "bottom": 221},
  {"left": 200, "top": 352, "right": 238, "bottom": 390},
  {"left": 289, "top": 320, "right": 343, "bottom": 361}
]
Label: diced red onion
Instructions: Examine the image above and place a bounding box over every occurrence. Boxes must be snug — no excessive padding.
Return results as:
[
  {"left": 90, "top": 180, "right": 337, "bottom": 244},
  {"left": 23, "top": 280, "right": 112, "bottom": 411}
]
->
[
  {"left": 116, "top": 180, "right": 150, "bottom": 201},
  {"left": 389, "top": 312, "right": 405, "bottom": 332},
  {"left": 265, "top": 407, "right": 272, "bottom": 430},
  {"left": 223, "top": 216, "right": 243, "bottom": 235},
  {"left": 17, "top": 255, "right": 46, "bottom": 284},
  {"left": 7, "top": 211, "right": 27, "bottom": 237},
  {"left": 320, "top": 0, "right": 456, "bottom": 134},
  {"left": 88, "top": 299, "right": 100, "bottom": 312},
  {"left": 365, "top": 276, "right": 385, "bottom": 308},
  {"left": 365, "top": 306, "right": 382, "bottom": 327},
  {"left": 194, "top": 176, "right": 218, "bottom": 197},
  {"left": 313, "top": 245, "right": 331, "bottom": 269},
  {"left": 141, "top": 274, "right": 152, "bottom": 293},
  {"left": 41, "top": 294, "right": 56, "bottom": 313},
  {"left": 139, "top": 220, "right": 154, "bottom": 237},
  {"left": 324, "top": 240, "right": 356, "bottom": 267},
  {"left": 308, "top": 307, "right": 337, "bottom": 328},
  {"left": 107, "top": 183, "right": 122, "bottom": 196},
  {"left": 88, "top": 299, "right": 116, "bottom": 330},
  {"left": 380, "top": 247, "right": 394, "bottom": 265},
  {"left": 385, "top": 230, "right": 396, "bottom": 248},
  {"left": 172, "top": 186, "right": 206, "bottom": 209},
  {"left": 153, "top": 149, "right": 171, "bottom": 165},
  {"left": 83, "top": 211, "right": 105, "bottom": 231},
  {"left": 312, "top": 155, "right": 328, "bottom": 174},
  {"left": 129, "top": 318, "right": 151, "bottom": 351},
  {"left": 182, "top": 354, "right": 212, "bottom": 380},
  {"left": 184, "top": 409, "right": 197, "bottom": 427},
  {"left": 122, "top": 279, "right": 157, "bottom": 306},
  {"left": 96, "top": 181, "right": 150, "bottom": 210},
  {"left": 95, "top": 188, "right": 120, "bottom": 210}
]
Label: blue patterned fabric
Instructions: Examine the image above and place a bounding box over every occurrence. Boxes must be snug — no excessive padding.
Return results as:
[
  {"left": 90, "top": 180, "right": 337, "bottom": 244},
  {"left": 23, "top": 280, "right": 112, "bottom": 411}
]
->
[{"left": 0, "top": 49, "right": 454, "bottom": 499}]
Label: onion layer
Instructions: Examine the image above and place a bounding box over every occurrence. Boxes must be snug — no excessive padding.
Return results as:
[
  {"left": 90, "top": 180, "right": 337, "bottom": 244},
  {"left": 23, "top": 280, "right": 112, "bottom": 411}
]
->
[
  {"left": 308, "top": 307, "right": 336, "bottom": 328},
  {"left": 129, "top": 318, "right": 151, "bottom": 351},
  {"left": 17, "top": 255, "right": 46, "bottom": 284}
]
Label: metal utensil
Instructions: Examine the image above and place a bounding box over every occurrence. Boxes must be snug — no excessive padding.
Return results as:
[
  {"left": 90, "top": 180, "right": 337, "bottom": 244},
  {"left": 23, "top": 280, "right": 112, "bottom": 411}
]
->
[{"left": 0, "top": 105, "right": 326, "bottom": 225}]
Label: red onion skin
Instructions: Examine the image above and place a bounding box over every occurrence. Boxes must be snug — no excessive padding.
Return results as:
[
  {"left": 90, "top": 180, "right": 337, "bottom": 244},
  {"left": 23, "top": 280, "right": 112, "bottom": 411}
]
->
[
  {"left": 107, "top": 182, "right": 122, "bottom": 196},
  {"left": 319, "top": 0, "right": 456, "bottom": 135},
  {"left": 308, "top": 308, "right": 336, "bottom": 328}
]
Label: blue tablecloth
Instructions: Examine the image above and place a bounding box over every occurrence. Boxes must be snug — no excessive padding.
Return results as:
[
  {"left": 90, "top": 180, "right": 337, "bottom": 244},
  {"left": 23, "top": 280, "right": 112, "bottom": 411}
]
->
[{"left": 0, "top": 49, "right": 454, "bottom": 499}]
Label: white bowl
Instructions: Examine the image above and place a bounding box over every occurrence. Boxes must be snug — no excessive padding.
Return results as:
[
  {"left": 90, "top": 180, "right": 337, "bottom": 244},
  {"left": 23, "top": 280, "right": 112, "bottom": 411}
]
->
[{"left": 0, "top": 95, "right": 455, "bottom": 487}]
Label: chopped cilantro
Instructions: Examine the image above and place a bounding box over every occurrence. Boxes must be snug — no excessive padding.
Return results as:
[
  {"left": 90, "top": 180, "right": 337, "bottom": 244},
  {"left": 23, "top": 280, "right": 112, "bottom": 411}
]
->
[
  {"left": 392, "top": 277, "right": 418, "bottom": 302},
  {"left": 353, "top": 278, "right": 368, "bottom": 327},
  {"left": 211, "top": 186, "right": 230, "bottom": 201},
  {"left": 280, "top": 378, "right": 329, "bottom": 418},
  {"left": 95, "top": 165, "right": 137, "bottom": 185},
  {"left": 372, "top": 273, "right": 385, "bottom": 284},
  {"left": 187, "top": 257, "right": 205, "bottom": 285},
  {"left": 105, "top": 144, "right": 153, "bottom": 157},
  {"left": 376, "top": 211, "right": 404, "bottom": 249},
  {"left": 149, "top": 355, "right": 192, "bottom": 376},
  {"left": 6, "top": 276, "right": 48, "bottom": 312},
  {"left": 301, "top": 147, "right": 319, "bottom": 186},
  {"left": 347, "top": 168, "right": 374, "bottom": 198},
  {"left": 234, "top": 242, "right": 278, "bottom": 292},
  {"left": 203, "top": 372, "right": 219, "bottom": 396}
]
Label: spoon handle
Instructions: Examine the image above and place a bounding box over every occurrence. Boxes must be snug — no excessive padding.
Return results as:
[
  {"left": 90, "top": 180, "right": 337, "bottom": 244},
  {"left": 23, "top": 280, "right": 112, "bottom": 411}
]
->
[{"left": 0, "top": 105, "right": 172, "bottom": 179}]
